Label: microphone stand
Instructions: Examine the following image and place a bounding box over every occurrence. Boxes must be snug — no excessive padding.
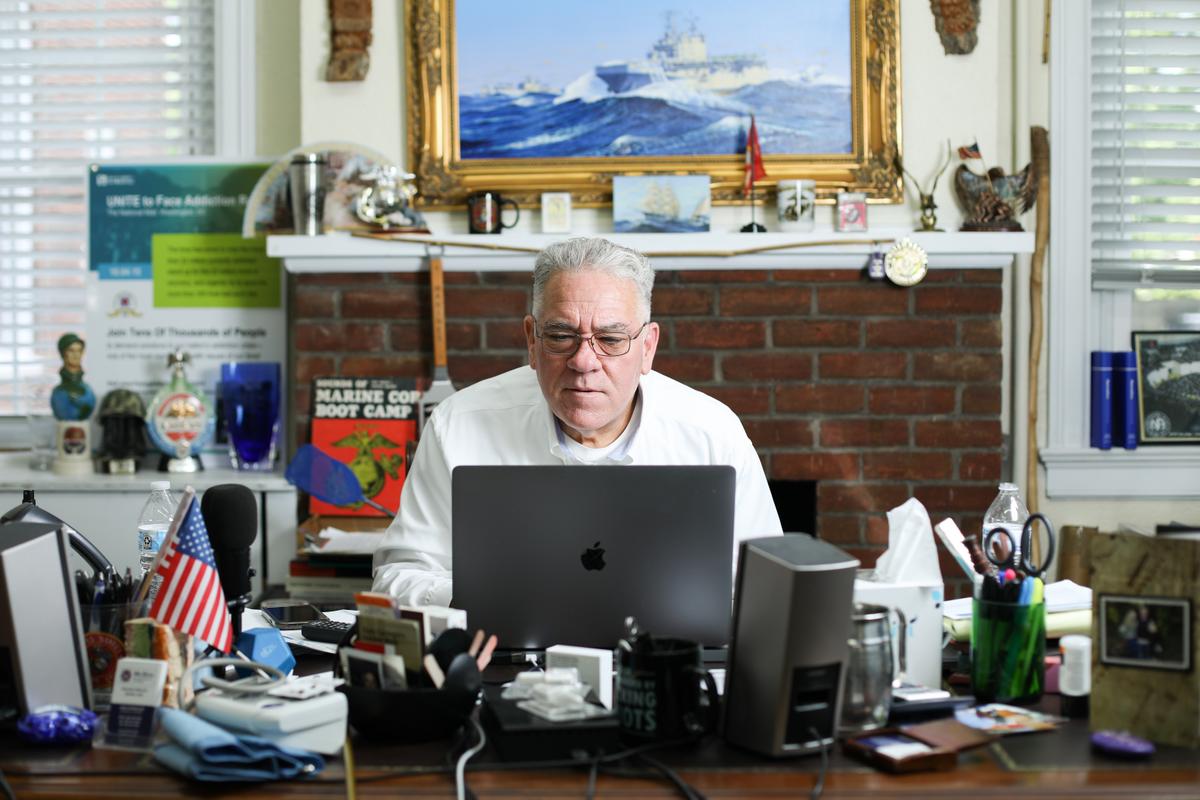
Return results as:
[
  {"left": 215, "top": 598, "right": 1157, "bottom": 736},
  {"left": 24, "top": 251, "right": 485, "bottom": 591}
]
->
[{"left": 227, "top": 566, "right": 255, "bottom": 640}]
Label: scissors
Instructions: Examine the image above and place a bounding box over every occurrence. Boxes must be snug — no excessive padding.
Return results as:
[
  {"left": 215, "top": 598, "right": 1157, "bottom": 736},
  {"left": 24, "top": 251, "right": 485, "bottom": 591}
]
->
[{"left": 983, "top": 513, "right": 1055, "bottom": 578}]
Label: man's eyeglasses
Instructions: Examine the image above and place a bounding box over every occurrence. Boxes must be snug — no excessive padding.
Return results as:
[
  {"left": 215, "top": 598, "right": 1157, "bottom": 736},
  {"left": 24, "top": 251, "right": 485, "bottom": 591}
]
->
[{"left": 535, "top": 321, "right": 649, "bottom": 357}]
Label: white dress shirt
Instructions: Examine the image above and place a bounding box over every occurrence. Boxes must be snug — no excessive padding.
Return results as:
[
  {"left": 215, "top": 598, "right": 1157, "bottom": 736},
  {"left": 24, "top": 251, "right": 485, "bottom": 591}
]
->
[{"left": 371, "top": 366, "right": 783, "bottom": 606}]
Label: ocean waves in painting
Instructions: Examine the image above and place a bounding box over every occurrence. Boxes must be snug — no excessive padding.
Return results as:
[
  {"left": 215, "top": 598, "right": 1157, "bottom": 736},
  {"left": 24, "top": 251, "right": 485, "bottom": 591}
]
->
[{"left": 459, "top": 77, "right": 851, "bottom": 160}]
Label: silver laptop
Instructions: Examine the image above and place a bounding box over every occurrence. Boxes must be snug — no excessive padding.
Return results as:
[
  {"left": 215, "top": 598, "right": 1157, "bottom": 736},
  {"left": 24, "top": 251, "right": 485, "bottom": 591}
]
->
[{"left": 451, "top": 465, "right": 735, "bottom": 650}]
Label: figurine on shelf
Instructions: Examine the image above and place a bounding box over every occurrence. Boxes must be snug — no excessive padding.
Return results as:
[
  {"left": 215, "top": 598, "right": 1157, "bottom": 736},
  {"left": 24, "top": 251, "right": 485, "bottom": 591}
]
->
[
  {"left": 953, "top": 141, "right": 1038, "bottom": 231},
  {"left": 145, "top": 350, "right": 214, "bottom": 473},
  {"left": 50, "top": 332, "right": 96, "bottom": 476},
  {"left": 895, "top": 142, "right": 952, "bottom": 232},
  {"left": 354, "top": 164, "right": 430, "bottom": 232},
  {"left": 98, "top": 389, "right": 148, "bottom": 475}
]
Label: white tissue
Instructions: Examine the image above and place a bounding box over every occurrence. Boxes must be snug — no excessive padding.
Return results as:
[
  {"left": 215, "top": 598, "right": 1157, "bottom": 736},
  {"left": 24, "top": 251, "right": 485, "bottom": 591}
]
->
[{"left": 873, "top": 498, "right": 942, "bottom": 584}]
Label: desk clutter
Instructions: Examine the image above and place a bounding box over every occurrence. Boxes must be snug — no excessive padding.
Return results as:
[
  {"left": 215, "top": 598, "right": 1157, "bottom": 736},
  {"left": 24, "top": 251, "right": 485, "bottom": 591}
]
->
[{"left": 5, "top": 478, "right": 1200, "bottom": 796}]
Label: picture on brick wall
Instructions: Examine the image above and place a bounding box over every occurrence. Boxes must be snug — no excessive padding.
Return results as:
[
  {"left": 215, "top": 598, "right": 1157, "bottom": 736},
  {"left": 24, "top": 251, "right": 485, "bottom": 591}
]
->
[
  {"left": 308, "top": 377, "right": 421, "bottom": 517},
  {"left": 1132, "top": 331, "right": 1200, "bottom": 444},
  {"left": 406, "top": 0, "right": 901, "bottom": 206}
]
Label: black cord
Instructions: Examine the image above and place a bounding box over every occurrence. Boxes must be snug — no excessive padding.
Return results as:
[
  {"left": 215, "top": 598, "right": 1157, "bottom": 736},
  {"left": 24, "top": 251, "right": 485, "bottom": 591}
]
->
[
  {"left": 585, "top": 756, "right": 599, "bottom": 800},
  {"left": 809, "top": 727, "right": 829, "bottom": 800},
  {"left": 638, "top": 752, "right": 705, "bottom": 800},
  {"left": 0, "top": 766, "right": 15, "bottom": 800}
]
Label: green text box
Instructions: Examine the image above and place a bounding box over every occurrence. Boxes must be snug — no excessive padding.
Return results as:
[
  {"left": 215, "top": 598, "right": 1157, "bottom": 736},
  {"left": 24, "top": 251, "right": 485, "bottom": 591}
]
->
[{"left": 152, "top": 233, "right": 280, "bottom": 308}]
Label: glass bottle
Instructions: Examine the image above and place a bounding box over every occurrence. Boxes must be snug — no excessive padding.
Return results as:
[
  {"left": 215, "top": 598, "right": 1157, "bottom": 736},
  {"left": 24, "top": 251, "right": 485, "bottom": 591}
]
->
[
  {"left": 983, "top": 482, "right": 1030, "bottom": 565},
  {"left": 145, "top": 350, "right": 214, "bottom": 472}
]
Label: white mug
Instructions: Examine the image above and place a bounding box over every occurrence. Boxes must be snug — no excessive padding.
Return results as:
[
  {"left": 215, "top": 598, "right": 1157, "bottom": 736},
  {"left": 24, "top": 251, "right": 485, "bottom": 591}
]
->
[{"left": 776, "top": 179, "right": 816, "bottom": 232}]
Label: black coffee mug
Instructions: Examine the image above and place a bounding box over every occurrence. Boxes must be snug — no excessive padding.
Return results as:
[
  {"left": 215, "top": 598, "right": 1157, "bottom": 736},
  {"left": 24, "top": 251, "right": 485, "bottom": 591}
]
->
[
  {"left": 467, "top": 191, "right": 520, "bottom": 234},
  {"left": 617, "top": 637, "right": 719, "bottom": 742}
]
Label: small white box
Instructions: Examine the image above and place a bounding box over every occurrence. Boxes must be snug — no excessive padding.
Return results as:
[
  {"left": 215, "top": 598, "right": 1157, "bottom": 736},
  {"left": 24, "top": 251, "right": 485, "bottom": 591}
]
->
[
  {"left": 852, "top": 577, "right": 945, "bottom": 689},
  {"left": 546, "top": 645, "right": 613, "bottom": 709}
]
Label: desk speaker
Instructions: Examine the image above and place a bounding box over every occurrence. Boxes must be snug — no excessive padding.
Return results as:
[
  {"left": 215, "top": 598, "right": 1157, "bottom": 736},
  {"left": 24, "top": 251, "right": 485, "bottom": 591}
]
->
[
  {"left": 0, "top": 522, "right": 92, "bottom": 719},
  {"left": 722, "top": 534, "right": 858, "bottom": 757}
]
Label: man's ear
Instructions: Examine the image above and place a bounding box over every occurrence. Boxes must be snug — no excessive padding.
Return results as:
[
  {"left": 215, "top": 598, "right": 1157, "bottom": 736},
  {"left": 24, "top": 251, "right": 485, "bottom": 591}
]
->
[
  {"left": 640, "top": 322, "right": 660, "bottom": 375},
  {"left": 523, "top": 315, "right": 538, "bottom": 369}
]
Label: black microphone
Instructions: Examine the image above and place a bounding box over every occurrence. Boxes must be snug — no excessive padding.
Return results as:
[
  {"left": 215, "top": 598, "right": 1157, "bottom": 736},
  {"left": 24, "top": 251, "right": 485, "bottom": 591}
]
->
[{"left": 201, "top": 484, "right": 258, "bottom": 640}]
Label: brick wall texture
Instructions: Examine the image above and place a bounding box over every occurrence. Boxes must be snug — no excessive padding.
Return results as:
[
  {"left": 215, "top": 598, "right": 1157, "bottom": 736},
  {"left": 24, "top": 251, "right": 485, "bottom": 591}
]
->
[{"left": 293, "top": 267, "right": 1004, "bottom": 598}]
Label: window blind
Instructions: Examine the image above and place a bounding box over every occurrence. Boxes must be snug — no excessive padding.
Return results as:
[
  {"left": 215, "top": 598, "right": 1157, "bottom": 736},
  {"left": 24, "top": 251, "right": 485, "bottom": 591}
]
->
[
  {"left": 1091, "top": 0, "right": 1200, "bottom": 288},
  {"left": 0, "top": 0, "right": 215, "bottom": 416}
]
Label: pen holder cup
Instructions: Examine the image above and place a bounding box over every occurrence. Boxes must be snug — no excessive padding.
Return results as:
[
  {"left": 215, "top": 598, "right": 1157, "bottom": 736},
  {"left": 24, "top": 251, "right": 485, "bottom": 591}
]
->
[
  {"left": 339, "top": 684, "right": 478, "bottom": 743},
  {"left": 80, "top": 601, "right": 150, "bottom": 712},
  {"left": 970, "top": 598, "right": 1045, "bottom": 704}
]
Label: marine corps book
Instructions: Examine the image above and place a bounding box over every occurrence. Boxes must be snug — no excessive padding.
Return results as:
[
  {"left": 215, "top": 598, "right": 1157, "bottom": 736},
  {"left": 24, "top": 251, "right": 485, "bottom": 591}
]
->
[{"left": 308, "top": 377, "right": 421, "bottom": 517}]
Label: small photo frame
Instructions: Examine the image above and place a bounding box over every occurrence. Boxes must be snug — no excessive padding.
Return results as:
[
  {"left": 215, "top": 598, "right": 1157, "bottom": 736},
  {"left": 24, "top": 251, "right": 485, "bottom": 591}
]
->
[
  {"left": 835, "top": 191, "right": 868, "bottom": 232},
  {"left": 1099, "top": 594, "right": 1192, "bottom": 672},
  {"left": 540, "top": 192, "right": 572, "bottom": 234},
  {"left": 1132, "top": 330, "right": 1200, "bottom": 443},
  {"left": 612, "top": 175, "right": 711, "bottom": 233}
]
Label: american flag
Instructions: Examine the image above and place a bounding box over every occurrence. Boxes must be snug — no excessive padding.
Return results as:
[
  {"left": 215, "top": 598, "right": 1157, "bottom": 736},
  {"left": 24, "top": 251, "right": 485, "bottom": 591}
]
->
[{"left": 148, "top": 495, "right": 233, "bottom": 653}]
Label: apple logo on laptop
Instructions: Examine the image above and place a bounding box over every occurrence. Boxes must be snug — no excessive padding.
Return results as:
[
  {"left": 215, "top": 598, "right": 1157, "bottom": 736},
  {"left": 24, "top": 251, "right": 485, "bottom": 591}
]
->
[{"left": 580, "top": 541, "right": 606, "bottom": 571}]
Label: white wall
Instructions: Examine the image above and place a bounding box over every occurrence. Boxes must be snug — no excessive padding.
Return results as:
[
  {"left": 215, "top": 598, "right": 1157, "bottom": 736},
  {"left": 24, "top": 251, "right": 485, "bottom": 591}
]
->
[{"left": 298, "top": 0, "right": 404, "bottom": 163}]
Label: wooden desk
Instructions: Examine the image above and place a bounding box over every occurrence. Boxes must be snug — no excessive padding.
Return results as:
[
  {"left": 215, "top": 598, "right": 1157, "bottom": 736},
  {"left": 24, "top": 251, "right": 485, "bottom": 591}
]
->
[{"left": 5, "top": 713, "right": 1200, "bottom": 799}]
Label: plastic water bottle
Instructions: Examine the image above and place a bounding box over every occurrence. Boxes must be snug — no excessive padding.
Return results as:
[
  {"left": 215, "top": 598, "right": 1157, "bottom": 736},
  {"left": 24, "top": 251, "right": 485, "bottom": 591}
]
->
[
  {"left": 982, "top": 482, "right": 1029, "bottom": 566},
  {"left": 137, "top": 481, "right": 177, "bottom": 600}
]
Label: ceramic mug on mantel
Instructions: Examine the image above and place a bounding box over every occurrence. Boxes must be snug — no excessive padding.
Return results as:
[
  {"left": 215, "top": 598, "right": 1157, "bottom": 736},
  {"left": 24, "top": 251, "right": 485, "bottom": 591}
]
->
[{"left": 467, "top": 191, "right": 520, "bottom": 234}]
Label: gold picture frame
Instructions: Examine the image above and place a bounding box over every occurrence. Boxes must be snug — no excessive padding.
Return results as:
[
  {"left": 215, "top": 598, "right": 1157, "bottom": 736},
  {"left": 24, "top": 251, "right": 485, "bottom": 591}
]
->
[{"left": 405, "top": 0, "right": 901, "bottom": 209}]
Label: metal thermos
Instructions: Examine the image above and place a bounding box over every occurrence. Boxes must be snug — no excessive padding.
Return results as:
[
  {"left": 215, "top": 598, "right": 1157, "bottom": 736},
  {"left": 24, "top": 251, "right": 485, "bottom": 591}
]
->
[{"left": 288, "top": 153, "right": 327, "bottom": 236}]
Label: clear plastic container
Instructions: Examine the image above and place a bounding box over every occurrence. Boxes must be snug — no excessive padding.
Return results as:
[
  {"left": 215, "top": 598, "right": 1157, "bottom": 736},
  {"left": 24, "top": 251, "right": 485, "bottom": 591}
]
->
[
  {"left": 983, "top": 482, "right": 1029, "bottom": 565},
  {"left": 137, "top": 480, "right": 176, "bottom": 600}
]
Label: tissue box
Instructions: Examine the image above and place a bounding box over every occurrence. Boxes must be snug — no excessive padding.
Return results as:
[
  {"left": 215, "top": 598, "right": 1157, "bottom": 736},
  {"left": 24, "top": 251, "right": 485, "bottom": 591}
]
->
[{"left": 853, "top": 577, "right": 944, "bottom": 689}]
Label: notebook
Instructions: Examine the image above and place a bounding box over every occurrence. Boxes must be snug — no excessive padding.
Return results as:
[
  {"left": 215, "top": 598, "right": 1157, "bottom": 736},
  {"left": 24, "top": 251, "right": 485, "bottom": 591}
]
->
[{"left": 451, "top": 465, "right": 735, "bottom": 650}]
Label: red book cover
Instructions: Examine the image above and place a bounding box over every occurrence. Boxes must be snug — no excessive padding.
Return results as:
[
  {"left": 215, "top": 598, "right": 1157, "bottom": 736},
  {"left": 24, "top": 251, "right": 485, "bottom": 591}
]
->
[{"left": 308, "top": 377, "right": 420, "bottom": 517}]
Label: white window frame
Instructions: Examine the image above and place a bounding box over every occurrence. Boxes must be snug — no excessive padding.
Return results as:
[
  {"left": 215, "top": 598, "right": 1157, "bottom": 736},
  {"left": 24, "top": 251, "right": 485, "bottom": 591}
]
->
[
  {"left": 1040, "top": 0, "right": 1200, "bottom": 497},
  {"left": 0, "top": 0, "right": 257, "bottom": 449}
]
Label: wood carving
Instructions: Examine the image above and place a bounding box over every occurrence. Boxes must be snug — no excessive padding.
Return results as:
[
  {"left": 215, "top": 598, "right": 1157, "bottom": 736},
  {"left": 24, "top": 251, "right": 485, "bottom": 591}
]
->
[
  {"left": 326, "top": 0, "right": 373, "bottom": 81},
  {"left": 930, "top": 0, "right": 980, "bottom": 55}
]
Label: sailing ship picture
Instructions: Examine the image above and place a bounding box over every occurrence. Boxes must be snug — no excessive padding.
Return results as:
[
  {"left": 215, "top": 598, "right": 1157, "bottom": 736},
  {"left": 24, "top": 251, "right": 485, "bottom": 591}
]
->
[
  {"left": 613, "top": 175, "right": 711, "bottom": 233},
  {"left": 456, "top": 1, "right": 852, "bottom": 160}
]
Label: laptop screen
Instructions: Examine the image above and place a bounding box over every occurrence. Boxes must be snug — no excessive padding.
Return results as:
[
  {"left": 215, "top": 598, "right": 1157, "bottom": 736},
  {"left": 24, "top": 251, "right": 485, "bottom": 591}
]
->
[{"left": 451, "top": 465, "right": 735, "bottom": 650}]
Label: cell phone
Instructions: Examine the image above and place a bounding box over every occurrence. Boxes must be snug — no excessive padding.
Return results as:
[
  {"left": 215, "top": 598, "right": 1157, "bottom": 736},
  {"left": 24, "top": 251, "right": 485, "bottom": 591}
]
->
[{"left": 260, "top": 600, "right": 327, "bottom": 630}]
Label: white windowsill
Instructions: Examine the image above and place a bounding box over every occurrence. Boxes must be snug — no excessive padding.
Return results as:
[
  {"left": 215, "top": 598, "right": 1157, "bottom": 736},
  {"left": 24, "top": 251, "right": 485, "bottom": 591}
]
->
[
  {"left": 1041, "top": 446, "right": 1200, "bottom": 498},
  {"left": 268, "top": 230, "right": 1034, "bottom": 273}
]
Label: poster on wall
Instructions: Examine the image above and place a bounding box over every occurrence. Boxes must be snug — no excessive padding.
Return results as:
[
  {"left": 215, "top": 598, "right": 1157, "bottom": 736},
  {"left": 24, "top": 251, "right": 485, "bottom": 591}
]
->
[{"left": 86, "top": 162, "right": 287, "bottom": 454}]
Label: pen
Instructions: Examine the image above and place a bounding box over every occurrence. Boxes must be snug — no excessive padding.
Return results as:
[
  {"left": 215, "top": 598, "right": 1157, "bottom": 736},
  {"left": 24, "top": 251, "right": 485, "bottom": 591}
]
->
[{"left": 90, "top": 574, "right": 106, "bottom": 633}]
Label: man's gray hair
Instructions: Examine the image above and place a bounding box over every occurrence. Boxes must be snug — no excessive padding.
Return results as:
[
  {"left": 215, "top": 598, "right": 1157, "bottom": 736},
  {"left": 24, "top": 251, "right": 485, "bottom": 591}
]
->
[{"left": 531, "top": 237, "right": 654, "bottom": 321}]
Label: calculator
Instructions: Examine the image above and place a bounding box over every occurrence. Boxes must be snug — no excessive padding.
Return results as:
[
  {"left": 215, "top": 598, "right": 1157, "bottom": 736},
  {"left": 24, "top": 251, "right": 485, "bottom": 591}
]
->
[{"left": 300, "top": 618, "right": 353, "bottom": 644}]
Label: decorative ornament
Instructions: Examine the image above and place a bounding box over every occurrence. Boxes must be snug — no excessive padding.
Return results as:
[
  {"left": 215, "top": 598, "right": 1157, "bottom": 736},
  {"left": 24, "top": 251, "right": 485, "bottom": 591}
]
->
[
  {"left": 866, "top": 250, "right": 887, "bottom": 281},
  {"left": 326, "top": 0, "right": 373, "bottom": 81},
  {"left": 930, "top": 0, "right": 980, "bottom": 55},
  {"left": 885, "top": 238, "right": 929, "bottom": 287},
  {"left": 146, "top": 350, "right": 214, "bottom": 473},
  {"left": 894, "top": 141, "right": 952, "bottom": 232}
]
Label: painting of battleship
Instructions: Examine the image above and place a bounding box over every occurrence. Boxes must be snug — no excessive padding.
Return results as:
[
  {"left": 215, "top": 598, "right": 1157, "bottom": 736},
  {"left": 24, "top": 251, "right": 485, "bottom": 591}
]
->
[
  {"left": 612, "top": 175, "right": 711, "bottom": 233},
  {"left": 456, "top": 1, "right": 851, "bottom": 160}
]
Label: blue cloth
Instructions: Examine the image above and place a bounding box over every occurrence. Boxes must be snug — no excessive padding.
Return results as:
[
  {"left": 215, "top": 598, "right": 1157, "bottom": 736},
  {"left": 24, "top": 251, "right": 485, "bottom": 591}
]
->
[{"left": 154, "top": 707, "right": 324, "bottom": 782}]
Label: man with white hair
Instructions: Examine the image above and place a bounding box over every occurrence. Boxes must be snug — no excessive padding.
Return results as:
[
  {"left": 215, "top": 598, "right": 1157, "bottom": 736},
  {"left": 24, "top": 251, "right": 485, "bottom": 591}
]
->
[{"left": 373, "top": 236, "right": 782, "bottom": 606}]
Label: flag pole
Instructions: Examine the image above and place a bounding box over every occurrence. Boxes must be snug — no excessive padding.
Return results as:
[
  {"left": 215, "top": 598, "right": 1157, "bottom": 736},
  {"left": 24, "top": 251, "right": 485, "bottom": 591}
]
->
[{"left": 741, "top": 115, "right": 766, "bottom": 233}]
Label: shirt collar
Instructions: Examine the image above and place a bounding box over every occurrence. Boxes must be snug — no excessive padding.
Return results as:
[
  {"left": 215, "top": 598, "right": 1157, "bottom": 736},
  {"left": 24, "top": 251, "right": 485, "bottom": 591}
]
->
[{"left": 545, "top": 383, "right": 644, "bottom": 465}]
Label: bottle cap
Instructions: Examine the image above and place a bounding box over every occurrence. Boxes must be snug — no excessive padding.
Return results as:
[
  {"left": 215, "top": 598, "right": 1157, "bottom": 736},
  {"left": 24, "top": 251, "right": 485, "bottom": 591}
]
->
[
  {"left": 150, "top": 480, "right": 170, "bottom": 491},
  {"left": 998, "top": 482, "right": 1019, "bottom": 492}
]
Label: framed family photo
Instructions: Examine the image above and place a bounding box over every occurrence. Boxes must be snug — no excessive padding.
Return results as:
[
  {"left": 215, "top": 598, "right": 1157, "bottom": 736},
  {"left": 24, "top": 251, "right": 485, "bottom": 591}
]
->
[
  {"left": 1132, "top": 330, "right": 1200, "bottom": 444},
  {"left": 405, "top": 0, "right": 901, "bottom": 208},
  {"left": 1099, "top": 595, "right": 1192, "bottom": 672}
]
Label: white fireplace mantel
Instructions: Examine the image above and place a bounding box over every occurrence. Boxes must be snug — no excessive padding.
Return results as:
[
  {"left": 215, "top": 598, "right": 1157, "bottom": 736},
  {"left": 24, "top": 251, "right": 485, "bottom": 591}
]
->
[{"left": 268, "top": 230, "right": 1034, "bottom": 273}]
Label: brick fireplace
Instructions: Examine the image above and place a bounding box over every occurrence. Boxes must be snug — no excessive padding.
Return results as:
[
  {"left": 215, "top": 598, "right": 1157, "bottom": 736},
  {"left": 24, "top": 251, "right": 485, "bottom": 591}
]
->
[{"left": 292, "top": 265, "right": 1003, "bottom": 598}]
